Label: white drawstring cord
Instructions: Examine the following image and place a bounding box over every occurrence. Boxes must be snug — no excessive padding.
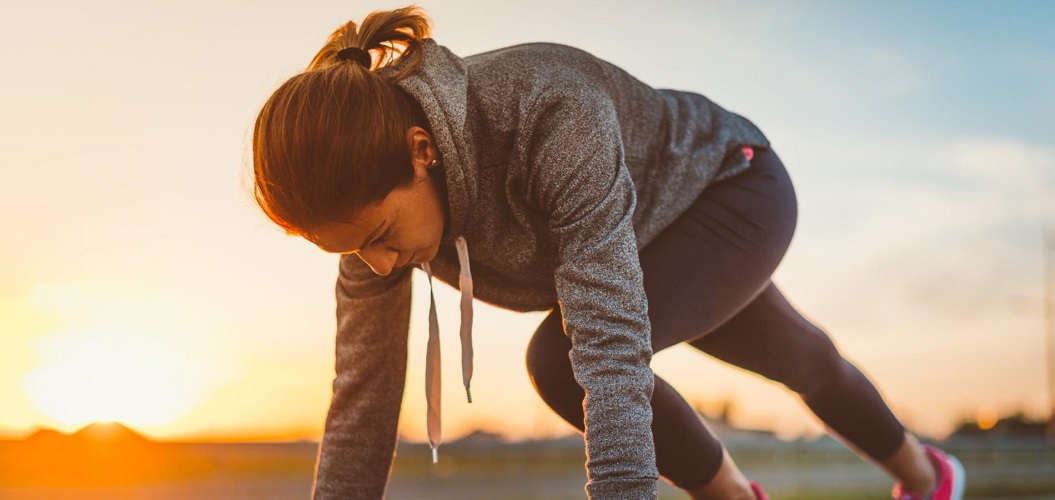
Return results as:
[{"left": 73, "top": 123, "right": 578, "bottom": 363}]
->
[{"left": 419, "top": 236, "right": 474, "bottom": 464}]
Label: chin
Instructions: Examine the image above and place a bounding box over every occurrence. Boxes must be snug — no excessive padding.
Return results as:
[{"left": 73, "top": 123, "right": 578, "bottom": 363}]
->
[{"left": 424, "top": 244, "right": 440, "bottom": 263}]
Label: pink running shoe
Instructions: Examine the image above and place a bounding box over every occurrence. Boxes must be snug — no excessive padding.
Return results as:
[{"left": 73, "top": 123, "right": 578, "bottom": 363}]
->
[
  {"left": 749, "top": 480, "right": 769, "bottom": 500},
  {"left": 891, "top": 444, "right": 966, "bottom": 500}
]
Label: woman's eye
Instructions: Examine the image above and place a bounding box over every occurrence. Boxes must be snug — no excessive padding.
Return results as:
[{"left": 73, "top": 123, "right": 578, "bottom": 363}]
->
[{"left": 374, "top": 227, "right": 393, "bottom": 245}]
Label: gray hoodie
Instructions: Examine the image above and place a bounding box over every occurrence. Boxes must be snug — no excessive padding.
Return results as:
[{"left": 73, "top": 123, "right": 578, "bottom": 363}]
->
[{"left": 311, "top": 39, "right": 771, "bottom": 500}]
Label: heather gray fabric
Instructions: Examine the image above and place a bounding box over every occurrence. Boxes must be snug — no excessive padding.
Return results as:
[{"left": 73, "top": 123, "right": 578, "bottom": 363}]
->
[{"left": 311, "top": 38, "right": 771, "bottom": 500}]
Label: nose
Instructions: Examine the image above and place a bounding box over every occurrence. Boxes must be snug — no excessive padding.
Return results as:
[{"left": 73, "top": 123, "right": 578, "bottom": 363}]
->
[{"left": 358, "top": 246, "right": 399, "bottom": 276}]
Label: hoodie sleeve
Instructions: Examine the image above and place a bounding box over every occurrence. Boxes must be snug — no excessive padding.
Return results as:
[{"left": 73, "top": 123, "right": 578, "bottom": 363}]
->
[
  {"left": 311, "top": 253, "right": 413, "bottom": 500},
  {"left": 524, "top": 84, "right": 659, "bottom": 500}
]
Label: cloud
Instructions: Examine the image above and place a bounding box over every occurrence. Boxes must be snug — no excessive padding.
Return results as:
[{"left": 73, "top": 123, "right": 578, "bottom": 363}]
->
[{"left": 936, "top": 136, "right": 1055, "bottom": 195}]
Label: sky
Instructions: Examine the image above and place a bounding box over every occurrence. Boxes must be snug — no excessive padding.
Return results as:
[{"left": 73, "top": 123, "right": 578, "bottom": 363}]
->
[{"left": 1, "top": 0, "right": 1053, "bottom": 444}]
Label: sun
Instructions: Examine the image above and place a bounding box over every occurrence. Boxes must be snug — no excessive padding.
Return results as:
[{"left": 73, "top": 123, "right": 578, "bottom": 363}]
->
[
  {"left": 21, "top": 328, "right": 207, "bottom": 428},
  {"left": 18, "top": 283, "right": 234, "bottom": 432}
]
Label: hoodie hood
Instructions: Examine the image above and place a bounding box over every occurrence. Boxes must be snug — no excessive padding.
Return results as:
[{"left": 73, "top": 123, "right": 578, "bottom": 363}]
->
[
  {"left": 379, "top": 40, "right": 478, "bottom": 462},
  {"left": 380, "top": 39, "right": 477, "bottom": 246}
]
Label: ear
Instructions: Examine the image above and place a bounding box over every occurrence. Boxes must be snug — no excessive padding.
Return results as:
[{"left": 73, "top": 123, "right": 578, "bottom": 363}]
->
[{"left": 406, "top": 126, "right": 437, "bottom": 182}]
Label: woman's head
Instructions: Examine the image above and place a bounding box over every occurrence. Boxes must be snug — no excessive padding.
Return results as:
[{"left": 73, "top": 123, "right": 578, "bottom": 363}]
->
[{"left": 252, "top": 6, "right": 446, "bottom": 274}]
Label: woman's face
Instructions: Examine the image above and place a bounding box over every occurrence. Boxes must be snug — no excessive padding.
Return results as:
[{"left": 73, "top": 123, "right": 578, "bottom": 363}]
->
[{"left": 308, "top": 128, "right": 446, "bottom": 276}]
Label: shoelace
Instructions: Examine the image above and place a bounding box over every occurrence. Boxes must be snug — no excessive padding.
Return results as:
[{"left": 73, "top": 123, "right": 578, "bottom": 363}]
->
[{"left": 420, "top": 236, "right": 473, "bottom": 463}]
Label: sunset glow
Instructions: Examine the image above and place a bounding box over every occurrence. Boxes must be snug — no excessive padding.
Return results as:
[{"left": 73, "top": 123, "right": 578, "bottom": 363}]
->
[
  {"left": 17, "top": 284, "right": 235, "bottom": 432},
  {"left": 24, "top": 330, "right": 202, "bottom": 427},
  {"left": 976, "top": 407, "right": 999, "bottom": 431}
]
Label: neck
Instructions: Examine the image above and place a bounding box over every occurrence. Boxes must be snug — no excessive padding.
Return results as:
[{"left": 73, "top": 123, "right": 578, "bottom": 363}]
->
[{"left": 430, "top": 165, "right": 453, "bottom": 242}]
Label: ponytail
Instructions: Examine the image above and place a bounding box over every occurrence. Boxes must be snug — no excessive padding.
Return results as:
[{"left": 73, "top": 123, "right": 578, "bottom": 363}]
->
[
  {"left": 251, "top": 6, "right": 433, "bottom": 236},
  {"left": 306, "top": 6, "right": 431, "bottom": 80}
]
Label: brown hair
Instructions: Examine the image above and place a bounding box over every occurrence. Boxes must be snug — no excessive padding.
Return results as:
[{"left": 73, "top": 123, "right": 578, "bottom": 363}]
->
[{"left": 251, "top": 6, "right": 433, "bottom": 237}]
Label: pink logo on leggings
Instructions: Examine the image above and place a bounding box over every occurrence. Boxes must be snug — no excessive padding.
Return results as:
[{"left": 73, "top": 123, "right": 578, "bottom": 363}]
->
[{"left": 742, "top": 146, "right": 754, "bottom": 162}]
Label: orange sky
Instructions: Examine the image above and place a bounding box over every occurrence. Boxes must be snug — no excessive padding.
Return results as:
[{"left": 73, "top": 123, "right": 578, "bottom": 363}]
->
[{"left": 1, "top": 0, "right": 1052, "bottom": 444}]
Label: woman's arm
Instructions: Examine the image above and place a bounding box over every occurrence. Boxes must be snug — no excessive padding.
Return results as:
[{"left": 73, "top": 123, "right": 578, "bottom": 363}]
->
[
  {"left": 312, "top": 254, "right": 413, "bottom": 500},
  {"left": 524, "top": 84, "right": 658, "bottom": 499}
]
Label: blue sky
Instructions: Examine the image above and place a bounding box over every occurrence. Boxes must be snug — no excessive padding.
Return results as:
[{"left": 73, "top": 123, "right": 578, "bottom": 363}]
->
[{"left": 771, "top": 0, "right": 1054, "bottom": 142}]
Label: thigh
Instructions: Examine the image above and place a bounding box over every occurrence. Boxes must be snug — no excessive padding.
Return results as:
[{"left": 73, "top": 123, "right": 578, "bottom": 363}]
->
[
  {"left": 641, "top": 146, "right": 798, "bottom": 352},
  {"left": 688, "top": 281, "right": 835, "bottom": 389}
]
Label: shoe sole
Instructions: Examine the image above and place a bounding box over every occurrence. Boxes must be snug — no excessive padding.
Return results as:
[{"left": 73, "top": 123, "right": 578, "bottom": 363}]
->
[{"left": 948, "top": 453, "right": 966, "bottom": 500}]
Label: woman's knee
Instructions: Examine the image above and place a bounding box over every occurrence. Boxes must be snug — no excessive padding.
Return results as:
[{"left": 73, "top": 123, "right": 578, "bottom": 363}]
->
[
  {"left": 524, "top": 322, "right": 587, "bottom": 428},
  {"left": 524, "top": 314, "right": 576, "bottom": 394},
  {"left": 780, "top": 328, "right": 846, "bottom": 396}
]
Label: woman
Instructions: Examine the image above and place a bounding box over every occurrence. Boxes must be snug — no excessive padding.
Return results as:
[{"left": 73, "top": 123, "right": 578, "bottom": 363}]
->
[{"left": 251, "top": 6, "right": 965, "bottom": 500}]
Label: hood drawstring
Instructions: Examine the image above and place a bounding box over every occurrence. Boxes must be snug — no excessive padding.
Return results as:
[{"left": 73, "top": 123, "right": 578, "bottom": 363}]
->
[
  {"left": 454, "top": 236, "right": 475, "bottom": 404},
  {"left": 420, "top": 235, "right": 474, "bottom": 463}
]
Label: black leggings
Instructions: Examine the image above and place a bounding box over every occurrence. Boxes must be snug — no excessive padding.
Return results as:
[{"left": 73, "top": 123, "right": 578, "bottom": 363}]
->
[{"left": 524, "top": 147, "right": 906, "bottom": 490}]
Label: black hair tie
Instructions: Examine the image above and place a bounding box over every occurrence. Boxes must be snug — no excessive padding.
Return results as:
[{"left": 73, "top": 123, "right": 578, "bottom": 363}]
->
[{"left": 336, "top": 47, "right": 372, "bottom": 69}]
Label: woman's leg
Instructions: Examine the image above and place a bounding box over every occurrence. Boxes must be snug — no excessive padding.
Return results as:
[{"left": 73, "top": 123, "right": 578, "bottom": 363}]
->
[
  {"left": 688, "top": 282, "right": 909, "bottom": 462},
  {"left": 688, "top": 281, "right": 944, "bottom": 493},
  {"left": 527, "top": 311, "right": 751, "bottom": 498},
  {"left": 527, "top": 147, "right": 797, "bottom": 496},
  {"left": 882, "top": 433, "right": 938, "bottom": 494}
]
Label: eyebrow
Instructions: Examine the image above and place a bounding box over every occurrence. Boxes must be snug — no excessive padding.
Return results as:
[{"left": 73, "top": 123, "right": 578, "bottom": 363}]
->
[{"left": 352, "top": 220, "right": 386, "bottom": 252}]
